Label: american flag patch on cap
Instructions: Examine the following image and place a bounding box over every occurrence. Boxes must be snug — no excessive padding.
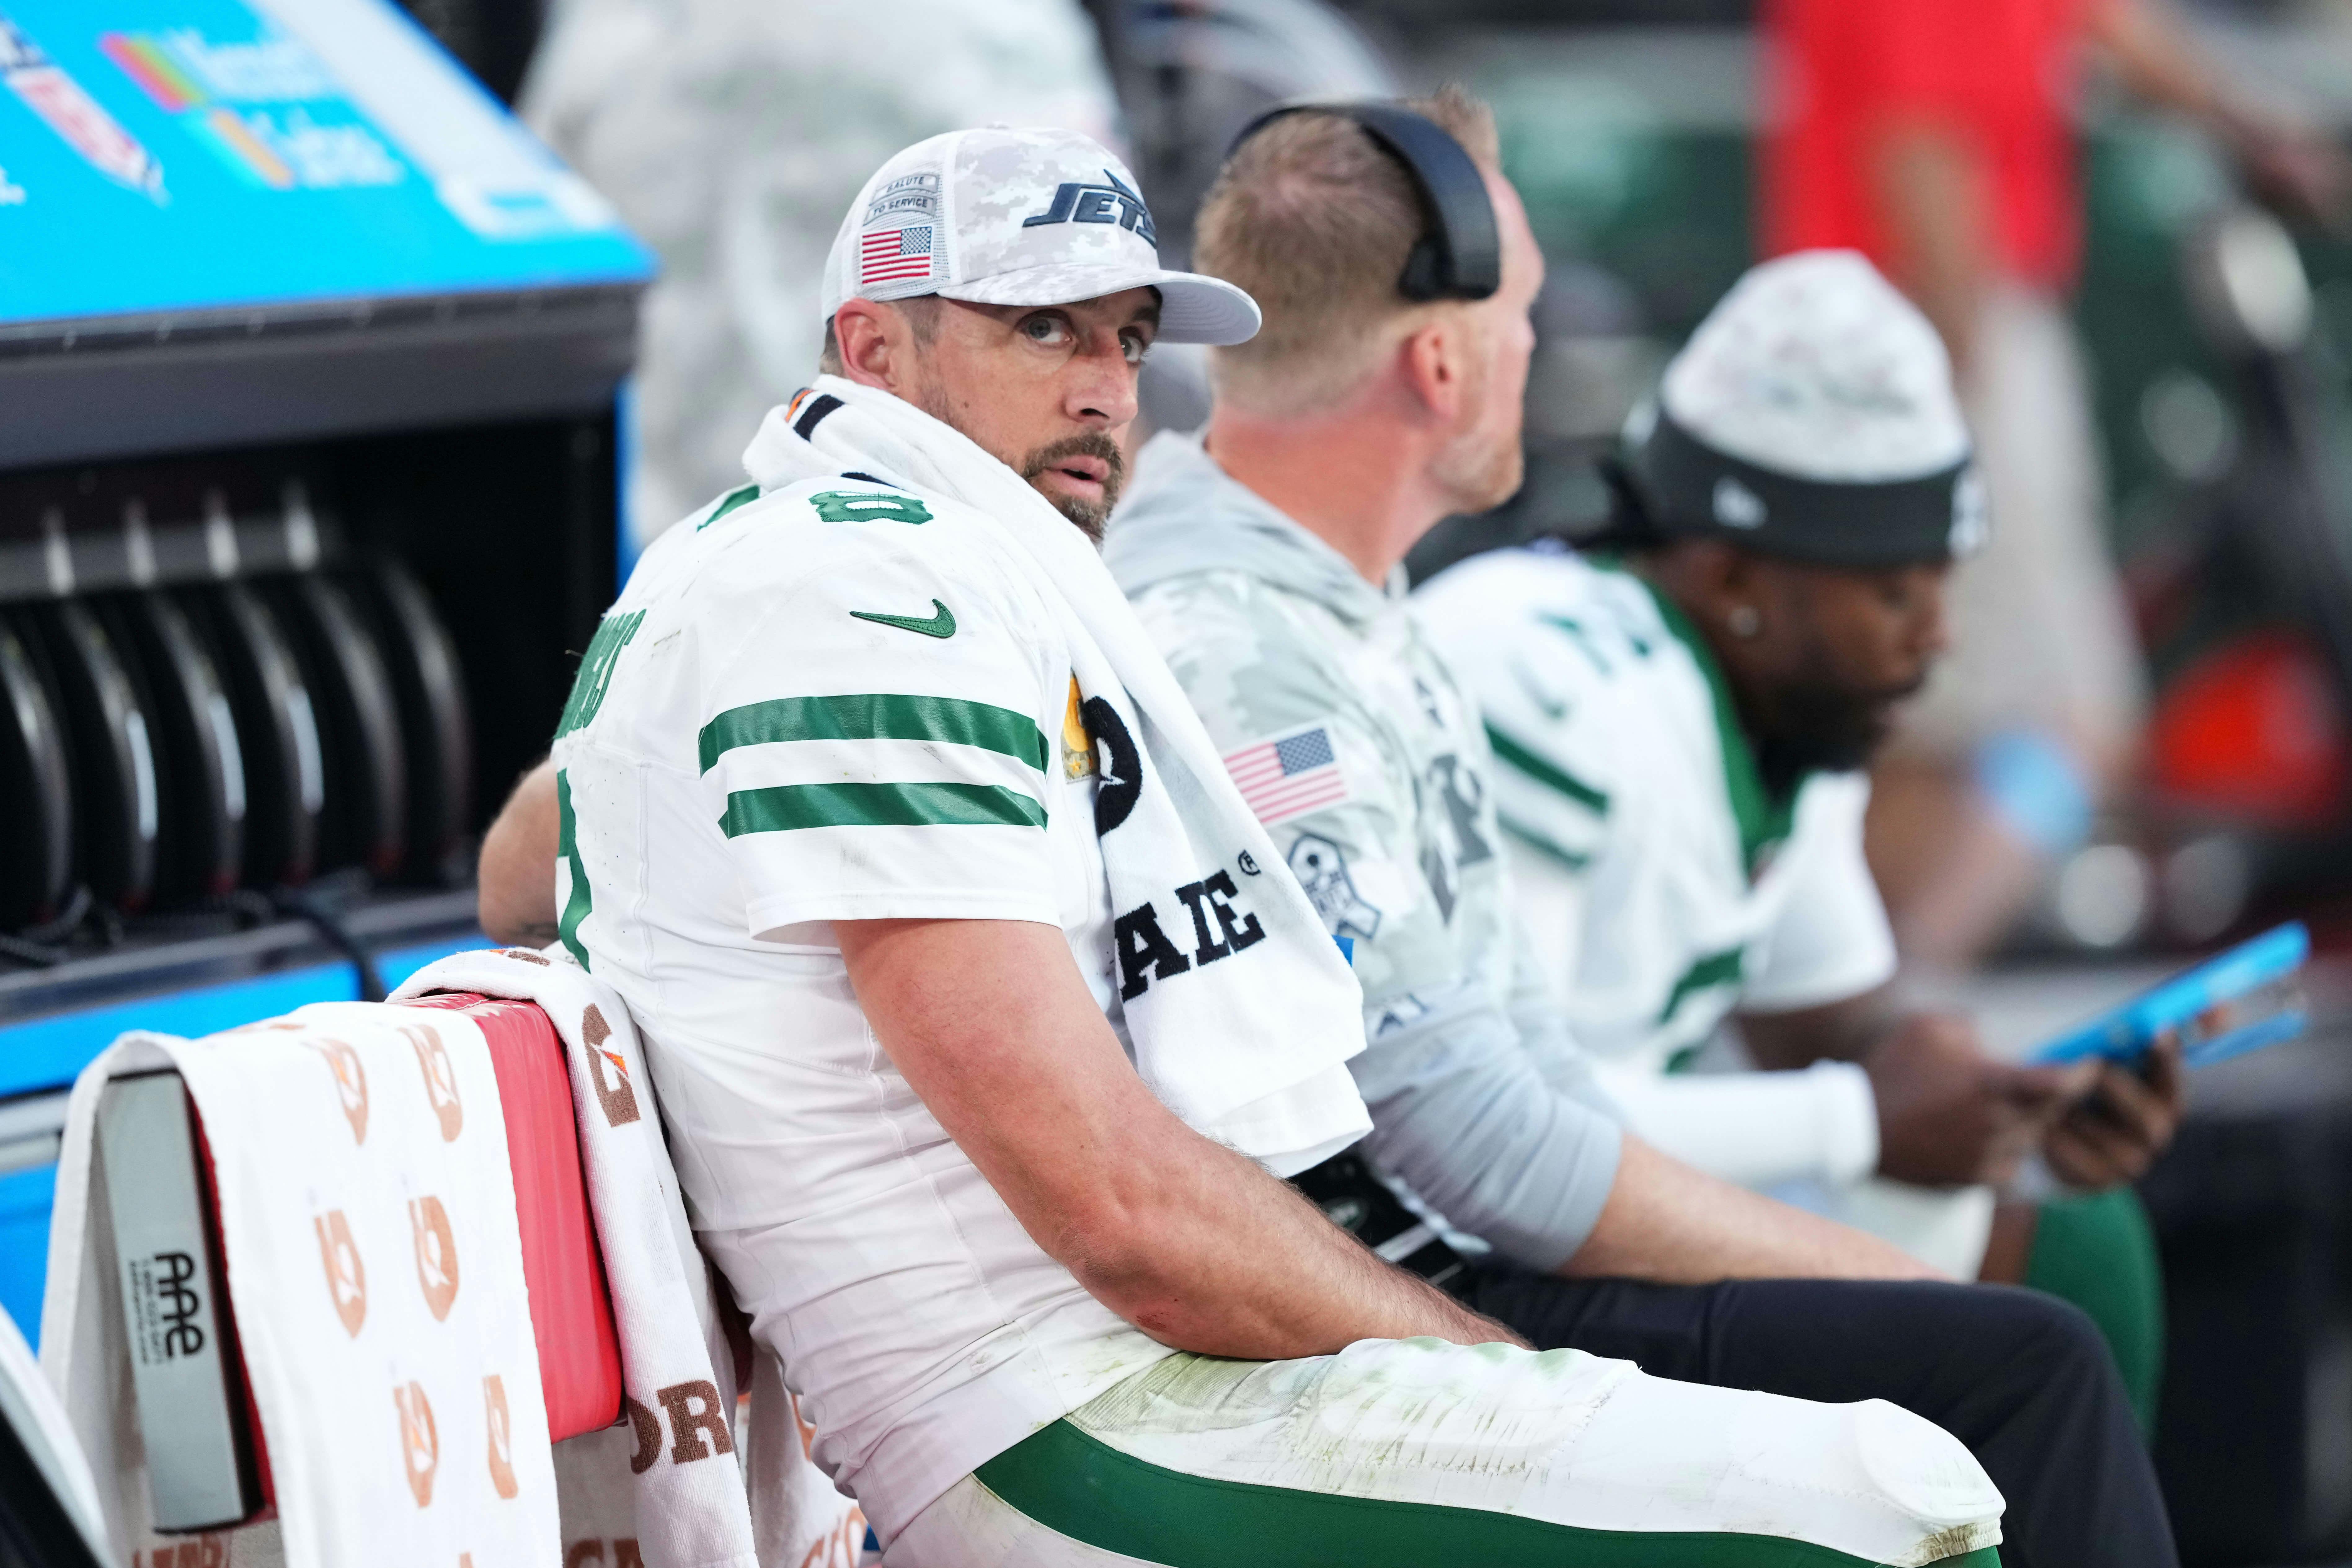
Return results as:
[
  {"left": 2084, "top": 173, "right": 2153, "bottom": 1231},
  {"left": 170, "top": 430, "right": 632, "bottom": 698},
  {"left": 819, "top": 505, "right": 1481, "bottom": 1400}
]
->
[
  {"left": 862, "top": 225, "right": 935, "bottom": 285},
  {"left": 1224, "top": 724, "right": 1349, "bottom": 826}
]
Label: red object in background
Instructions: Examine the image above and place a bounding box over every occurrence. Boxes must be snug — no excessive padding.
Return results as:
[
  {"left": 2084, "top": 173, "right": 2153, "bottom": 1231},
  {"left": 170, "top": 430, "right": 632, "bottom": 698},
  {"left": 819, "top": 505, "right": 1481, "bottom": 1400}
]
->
[
  {"left": 2149, "top": 629, "right": 2352, "bottom": 832},
  {"left": 401, "top": 991, "right": 625, "bottom": 1442},
  {"left": 1758, "top": 0, "right": 2091, "bottom": 289}
]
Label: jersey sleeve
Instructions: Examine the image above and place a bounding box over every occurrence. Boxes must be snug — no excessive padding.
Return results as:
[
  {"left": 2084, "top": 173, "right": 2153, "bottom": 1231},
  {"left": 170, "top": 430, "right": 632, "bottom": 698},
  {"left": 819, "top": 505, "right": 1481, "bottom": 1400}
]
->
[
  {"left": 694, "top": 515, "right": 1062, "bottom": 938},
  {"left": 1420, "top": 566, "right": 1629, "bottom": 879},
  {"left": 1741, "top": 774, "right": 1899, "bottom": 1012}
]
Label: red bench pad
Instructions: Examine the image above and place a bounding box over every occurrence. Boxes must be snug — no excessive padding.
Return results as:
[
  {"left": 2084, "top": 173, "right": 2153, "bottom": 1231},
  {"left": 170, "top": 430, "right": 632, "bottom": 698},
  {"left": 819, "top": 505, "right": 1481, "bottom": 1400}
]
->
[{"left": 400, "top": 991, "right": 625, "bottom": 1442}]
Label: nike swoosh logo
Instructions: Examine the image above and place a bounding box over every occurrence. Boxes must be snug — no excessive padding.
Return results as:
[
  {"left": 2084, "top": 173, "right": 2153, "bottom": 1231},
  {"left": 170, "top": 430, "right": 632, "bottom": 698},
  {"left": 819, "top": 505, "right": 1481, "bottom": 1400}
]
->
[
  {"left": 1512, "top": 659, "right": 1568, "bottom": 721},
  {"left": 849, "top": 599, "right": 956, "bottom": 639}
]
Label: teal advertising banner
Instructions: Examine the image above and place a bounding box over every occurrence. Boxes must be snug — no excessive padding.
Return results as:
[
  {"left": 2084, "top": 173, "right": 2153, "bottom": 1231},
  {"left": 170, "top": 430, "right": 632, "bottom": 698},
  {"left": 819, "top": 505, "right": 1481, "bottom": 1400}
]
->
[{"left": 0, "top": 0, "right": 652, "bottom": 324}]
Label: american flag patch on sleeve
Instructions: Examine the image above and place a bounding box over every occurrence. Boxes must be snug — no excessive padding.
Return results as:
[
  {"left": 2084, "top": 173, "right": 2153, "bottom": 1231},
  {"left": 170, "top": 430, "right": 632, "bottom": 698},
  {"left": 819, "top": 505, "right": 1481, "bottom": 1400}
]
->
[
  {"left": 1224, "top": 724, "right": 1350, "bottom": 826},
  {"left": 862, "top": 225, "right": 934, "bottom": 285}
]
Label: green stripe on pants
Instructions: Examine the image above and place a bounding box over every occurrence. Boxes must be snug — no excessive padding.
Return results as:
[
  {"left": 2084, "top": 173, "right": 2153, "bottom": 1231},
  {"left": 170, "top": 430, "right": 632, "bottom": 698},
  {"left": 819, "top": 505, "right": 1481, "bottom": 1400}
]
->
[
  {"left": 2026, "top": 1187, "right": 2165, "bottom": 1437},
  {"left": 974, "top": 1418, "right": 2000, "bottom": 1567}
]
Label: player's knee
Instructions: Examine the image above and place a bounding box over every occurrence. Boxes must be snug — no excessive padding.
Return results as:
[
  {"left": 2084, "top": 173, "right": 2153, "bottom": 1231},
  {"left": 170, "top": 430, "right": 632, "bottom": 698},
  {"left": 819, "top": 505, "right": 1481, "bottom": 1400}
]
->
[{"left": 1976, "top": 1283, "right": 2116, "bottom": 1389}]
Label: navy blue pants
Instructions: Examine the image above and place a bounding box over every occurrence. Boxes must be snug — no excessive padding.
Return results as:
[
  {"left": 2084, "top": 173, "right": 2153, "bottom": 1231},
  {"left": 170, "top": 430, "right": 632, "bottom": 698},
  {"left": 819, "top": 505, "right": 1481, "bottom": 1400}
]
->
[{"left": 1451, "top": 1268, "right": 2176, "bottom": 1568}]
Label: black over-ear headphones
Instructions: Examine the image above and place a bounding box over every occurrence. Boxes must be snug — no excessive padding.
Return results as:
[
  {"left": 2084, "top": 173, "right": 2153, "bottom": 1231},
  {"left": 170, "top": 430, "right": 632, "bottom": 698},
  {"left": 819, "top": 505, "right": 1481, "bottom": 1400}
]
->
[{"left": 1227, "top": 101, "right": 1501, "bottom": 304}]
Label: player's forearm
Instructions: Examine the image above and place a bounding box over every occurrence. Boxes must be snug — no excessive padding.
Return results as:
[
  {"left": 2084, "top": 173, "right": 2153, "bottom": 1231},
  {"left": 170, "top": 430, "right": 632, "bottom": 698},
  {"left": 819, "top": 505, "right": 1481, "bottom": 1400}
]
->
[
  {"left": 1560, "top": 1136, "right": 1943, "bottom": 1284},
  {"left": 1737, "top": 988, "right": 1896, "bottom": 1070},
  {"left": 1065, "top": 1141, "right": 1517, "bottom": 1357},
  {"left": 1868, "top": 122, "right": 1991, "bottom": 376},
  {"left": 478, "top": 757, "right": 561, "bottom": 946}
]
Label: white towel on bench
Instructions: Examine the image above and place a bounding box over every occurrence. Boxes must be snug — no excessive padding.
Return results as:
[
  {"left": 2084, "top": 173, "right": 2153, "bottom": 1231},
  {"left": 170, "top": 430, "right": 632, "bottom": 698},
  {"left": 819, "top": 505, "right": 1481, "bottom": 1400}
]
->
[{"left": 42, "top": 1004, "right": 560, "bottom": 1567}]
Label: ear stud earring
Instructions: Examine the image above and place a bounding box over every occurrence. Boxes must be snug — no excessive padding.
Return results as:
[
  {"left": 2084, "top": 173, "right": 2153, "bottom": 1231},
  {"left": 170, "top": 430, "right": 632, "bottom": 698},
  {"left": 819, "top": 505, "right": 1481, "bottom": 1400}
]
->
[{"left": 1727, "top": 605, "right": 1761, "bottom": 639}]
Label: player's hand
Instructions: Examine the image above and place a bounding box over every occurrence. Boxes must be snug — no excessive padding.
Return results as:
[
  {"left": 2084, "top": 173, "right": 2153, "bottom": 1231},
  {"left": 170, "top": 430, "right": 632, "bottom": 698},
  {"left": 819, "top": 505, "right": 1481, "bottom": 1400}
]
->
[
  {"left": 1865, "top": 1015, "right": 2097, "bottom": 1189},
  {"left": 2042, "top": 1039, "right": 2186, "bottom": 1190}
]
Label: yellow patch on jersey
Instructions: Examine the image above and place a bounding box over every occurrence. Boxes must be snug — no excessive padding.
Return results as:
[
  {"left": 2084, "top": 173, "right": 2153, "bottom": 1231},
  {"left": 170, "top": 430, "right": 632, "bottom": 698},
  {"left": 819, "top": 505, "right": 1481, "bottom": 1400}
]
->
[{"left": 1063, "top": 676, "right": 1097, "bottom": 779}]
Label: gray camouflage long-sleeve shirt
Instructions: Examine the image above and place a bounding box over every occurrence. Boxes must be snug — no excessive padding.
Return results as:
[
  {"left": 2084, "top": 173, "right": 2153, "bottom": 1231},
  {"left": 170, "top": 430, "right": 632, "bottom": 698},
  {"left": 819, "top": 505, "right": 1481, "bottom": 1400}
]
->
[{"left": 1106, "top": 432, "right": 1623, "bottom": 1269}]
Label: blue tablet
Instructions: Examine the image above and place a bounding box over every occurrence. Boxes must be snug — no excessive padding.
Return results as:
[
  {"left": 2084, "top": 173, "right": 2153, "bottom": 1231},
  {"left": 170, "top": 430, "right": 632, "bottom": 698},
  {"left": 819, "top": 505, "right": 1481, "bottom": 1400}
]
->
[{"left": 2032, "top": 922, "right": 2311, "bottom": 1070}]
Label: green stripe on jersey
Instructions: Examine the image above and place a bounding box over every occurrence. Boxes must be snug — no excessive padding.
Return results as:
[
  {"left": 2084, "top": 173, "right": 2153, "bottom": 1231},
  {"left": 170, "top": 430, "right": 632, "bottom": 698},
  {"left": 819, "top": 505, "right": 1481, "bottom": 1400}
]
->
[
  {"left": 697, "top": 483, "right": 761, "bottom": 531},
  {"left": 698, "top": 693, "right": 1049, "bottom": 775},
  {"left": 976, "top": 1418, "right": 1993, "bottom": 1567},
  {"left": 1485, "top": 722, "right": 1609, "bottom": 814},
  {"left": 721, "top": 780, "right": 1044, "bottom": 836},
  {"left": 555, "top": 768, "right": 593, "bottom": 972},
  {"left": 1501, "top": 816, "right": 1593, "bottom": 870},
  {"left": 1658, "top": 946, "right": 1745, "bottom": 1027}
]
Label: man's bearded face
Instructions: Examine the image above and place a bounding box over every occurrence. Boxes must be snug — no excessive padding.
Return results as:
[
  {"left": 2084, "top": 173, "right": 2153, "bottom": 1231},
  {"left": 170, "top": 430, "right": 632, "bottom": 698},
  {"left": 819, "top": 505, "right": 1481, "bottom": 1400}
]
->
[{"left": 1756, "top": 662, "right": 1928, "bottom": 796}]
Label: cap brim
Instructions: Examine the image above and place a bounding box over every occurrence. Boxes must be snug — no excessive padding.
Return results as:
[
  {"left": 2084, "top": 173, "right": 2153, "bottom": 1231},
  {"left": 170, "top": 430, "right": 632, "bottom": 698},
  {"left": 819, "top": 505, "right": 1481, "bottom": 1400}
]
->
[{"left": 938, "top": 263, "right": 1261, "bottom": 347}]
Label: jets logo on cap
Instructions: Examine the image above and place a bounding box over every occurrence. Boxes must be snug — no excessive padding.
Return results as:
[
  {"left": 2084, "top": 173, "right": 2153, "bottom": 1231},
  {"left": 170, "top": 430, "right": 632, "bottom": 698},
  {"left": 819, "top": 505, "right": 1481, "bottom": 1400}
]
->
[
  {"left": 1712, "top": 476, "right": 1767, "bottom": 529},
  {"left": 1023, "top": 168, "right": 1157, "bottom": 246},
  {"left": 1949, "top": 467, "right": 1989, "bottom": 558}
]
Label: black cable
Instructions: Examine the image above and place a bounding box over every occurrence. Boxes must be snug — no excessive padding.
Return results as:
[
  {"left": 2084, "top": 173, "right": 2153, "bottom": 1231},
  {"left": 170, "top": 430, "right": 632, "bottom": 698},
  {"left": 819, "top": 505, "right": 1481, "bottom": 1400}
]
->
[
  {"left": 15, "top": 885, "right": 88, "bottom": 947},
  {"left": 0, "top": 932, "right": 66, "bottom": 968},
  {"left": 0, "top": 886, "right": 91, "bottom": 968},
  {"left": 270, "top": 875, "right": 386, "bottom": 1002}
]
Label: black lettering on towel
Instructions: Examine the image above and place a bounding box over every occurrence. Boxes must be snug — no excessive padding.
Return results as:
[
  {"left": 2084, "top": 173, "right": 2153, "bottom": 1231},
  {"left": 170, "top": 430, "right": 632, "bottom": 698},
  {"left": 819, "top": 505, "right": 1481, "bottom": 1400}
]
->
[
  {"left": 1119, "top": 872, "right": 1268, "bottom": 999},
  {"left": 1081, "top": 696, "right": 1142, "bottom": 834},
  {"left": 1115, "top": 904, "right": 1190, "bottom": 1000},
  {"left": 1173, "top": 870, "right": 1266, "bottom": 965}
]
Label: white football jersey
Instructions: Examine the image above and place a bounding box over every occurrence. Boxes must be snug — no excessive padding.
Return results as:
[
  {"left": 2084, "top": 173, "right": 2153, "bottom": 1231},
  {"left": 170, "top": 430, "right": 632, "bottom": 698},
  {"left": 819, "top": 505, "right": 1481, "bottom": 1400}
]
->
[
  {"left": 548, "top": 473, "right": 1170, "bottom": 1541},
  {"left": 1415, "top": 545, "right": 1896, "bottom": 1189}
]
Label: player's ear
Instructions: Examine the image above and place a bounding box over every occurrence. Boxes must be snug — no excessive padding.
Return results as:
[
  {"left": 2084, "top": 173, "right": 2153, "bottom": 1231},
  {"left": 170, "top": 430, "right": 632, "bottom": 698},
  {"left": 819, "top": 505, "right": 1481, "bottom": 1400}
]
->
[
  {"left": 835, "top": 300, "right": 908, "bottom": 394},
  {"left": 1674, "top": 538, "right": 1748, "bottom": 610},
  {"left": 1398, "top": 312, "right": 1467, "bottom": 424}
]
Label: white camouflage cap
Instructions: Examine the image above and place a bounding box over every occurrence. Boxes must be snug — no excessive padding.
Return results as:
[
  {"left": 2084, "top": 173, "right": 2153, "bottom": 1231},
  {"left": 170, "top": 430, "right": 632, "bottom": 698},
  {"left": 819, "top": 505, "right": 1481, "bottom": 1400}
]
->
[
  {"left": 1659, "top": 249, "right": 1969, "bottom": 483},
  {"left": 821, "top": 126, "right": 1261, "bottom": 347},
  {"left": 1618, "top": 249, "right": 1985, "bottom": 566}
]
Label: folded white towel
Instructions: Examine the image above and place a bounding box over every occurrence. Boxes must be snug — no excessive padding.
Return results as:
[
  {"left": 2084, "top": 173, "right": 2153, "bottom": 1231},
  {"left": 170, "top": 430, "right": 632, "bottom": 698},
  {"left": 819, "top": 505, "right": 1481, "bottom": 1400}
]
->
[{"left": 43, "top": 1006, "right": 559, "bottom": 1566}]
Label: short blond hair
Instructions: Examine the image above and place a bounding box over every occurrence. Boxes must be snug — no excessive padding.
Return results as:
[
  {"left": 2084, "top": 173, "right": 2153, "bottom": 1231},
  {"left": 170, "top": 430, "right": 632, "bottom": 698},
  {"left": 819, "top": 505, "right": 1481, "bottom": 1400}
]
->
[{"left": 1194, "top": 86, "right": 1501, "bottom": 413}]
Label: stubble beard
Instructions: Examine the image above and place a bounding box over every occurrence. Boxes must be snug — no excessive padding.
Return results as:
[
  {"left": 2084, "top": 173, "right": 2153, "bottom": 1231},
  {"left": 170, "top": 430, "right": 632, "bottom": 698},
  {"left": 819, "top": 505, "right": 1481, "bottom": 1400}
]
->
[
  {"left": 1431, "top": 373, "right": 1526, "bottom": 516},
  {"left": 1434, "top": 427, "right": 1525, "bottom": 516},
  {"left": 1755, "top": 668, "right": 1927, "bottom": 795},
  {"left": 1020, "top": 433, "right": 1127, "bottom": 543}
]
